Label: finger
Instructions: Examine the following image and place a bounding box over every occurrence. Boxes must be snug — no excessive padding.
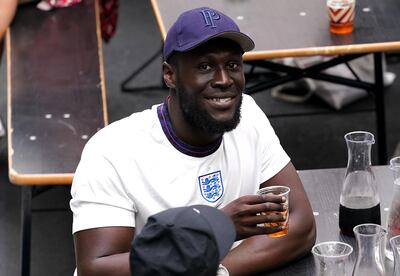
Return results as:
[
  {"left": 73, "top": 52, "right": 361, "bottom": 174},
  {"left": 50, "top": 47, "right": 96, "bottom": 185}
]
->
[
  {"left": 250, "top": 201, "right": 287, "bottom": 214},
  {"left": 241, "top": 212, "right": 286, "bottom": 226},
  {"left": 236, "top": 194, "right": 285, "bottom": 205},
  {"left": 237, "top": 194, "right": 270, "bottom": 205},
  {"left": 233, "top": 194, "right": 285, "bottom": 206},
  {"left": 260, "top": 193, "right": 286, "bottom": 204},
  {"left": 257, "top": 212, "right": 287, "bottom": 224}
]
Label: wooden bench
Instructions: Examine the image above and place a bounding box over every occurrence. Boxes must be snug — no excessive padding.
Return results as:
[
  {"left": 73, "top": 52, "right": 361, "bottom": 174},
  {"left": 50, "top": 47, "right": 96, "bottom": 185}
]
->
[{"left": 6, "top": 1, "right": 108, "bottom": 275}]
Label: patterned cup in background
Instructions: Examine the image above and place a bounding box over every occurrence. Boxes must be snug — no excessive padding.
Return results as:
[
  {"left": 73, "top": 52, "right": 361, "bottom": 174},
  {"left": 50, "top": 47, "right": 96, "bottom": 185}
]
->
[{"left": 327, "top": 0, "right": 356, "bottom": 34}]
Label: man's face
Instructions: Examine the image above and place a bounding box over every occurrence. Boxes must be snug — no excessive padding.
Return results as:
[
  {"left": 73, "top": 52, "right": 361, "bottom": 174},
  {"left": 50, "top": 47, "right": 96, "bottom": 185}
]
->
[{"left": 172, "top": 38, "right": 245, "bottom": 134}]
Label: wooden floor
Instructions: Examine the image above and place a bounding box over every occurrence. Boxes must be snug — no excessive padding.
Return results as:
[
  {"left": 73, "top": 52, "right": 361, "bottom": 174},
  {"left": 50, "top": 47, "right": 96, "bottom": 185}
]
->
[{"left": 0, "top": 1, "right": 400, "bottom": 275}]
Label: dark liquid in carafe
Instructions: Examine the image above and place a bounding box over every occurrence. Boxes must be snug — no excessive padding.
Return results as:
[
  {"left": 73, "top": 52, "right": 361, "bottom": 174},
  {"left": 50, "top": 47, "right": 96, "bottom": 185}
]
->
[{"left": 339, "top": 203, "right": 381, "bottom": 237}]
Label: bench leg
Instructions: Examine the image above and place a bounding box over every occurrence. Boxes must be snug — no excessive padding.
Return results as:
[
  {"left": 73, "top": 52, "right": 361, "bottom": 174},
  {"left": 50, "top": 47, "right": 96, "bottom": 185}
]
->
[
  {"left": 373, "top": 52, "right": 387, "bottom": 164},
  {"left": 21, "top": 186, "right": 32, "bottom": 276}
]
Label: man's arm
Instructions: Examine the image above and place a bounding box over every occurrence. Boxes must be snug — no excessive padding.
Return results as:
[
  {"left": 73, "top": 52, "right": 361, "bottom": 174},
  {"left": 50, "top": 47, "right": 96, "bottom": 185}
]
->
[
  {"left": 74, "top": 227, "right": 134, "bottom": 276},
  {"left": 221, "top": 161, "right": 316, "bottom": 276}
]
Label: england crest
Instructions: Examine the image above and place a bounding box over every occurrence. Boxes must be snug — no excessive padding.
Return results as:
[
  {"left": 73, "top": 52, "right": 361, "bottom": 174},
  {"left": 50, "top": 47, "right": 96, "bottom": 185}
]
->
[{"left": 198, "top": 171, "right": 224, "bottom": 202}]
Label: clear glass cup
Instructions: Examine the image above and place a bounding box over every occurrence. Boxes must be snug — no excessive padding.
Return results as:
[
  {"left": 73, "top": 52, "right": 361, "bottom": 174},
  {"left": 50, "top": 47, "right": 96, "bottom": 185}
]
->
[
  {"left": 312, "top": 241, "right": 353, "bottom": 276},
  {"left": 390, "top": 235, "right": 400, "bottom": 276},
  {"left": 257, "top": 185, "right": 290, "bottom": 237},
  {"left": 352, "top": 223, "right": 386, "bottom": 276}
]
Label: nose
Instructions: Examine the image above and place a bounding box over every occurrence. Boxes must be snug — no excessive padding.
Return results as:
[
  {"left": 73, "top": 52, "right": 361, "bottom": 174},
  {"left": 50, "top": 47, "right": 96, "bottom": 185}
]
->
[{"left": 211, "top": 67, "right": 233, "bottom": 89}]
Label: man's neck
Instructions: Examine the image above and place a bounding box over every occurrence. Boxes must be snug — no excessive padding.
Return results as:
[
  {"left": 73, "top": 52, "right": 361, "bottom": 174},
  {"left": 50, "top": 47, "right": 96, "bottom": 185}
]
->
[{"left": 157, "top": 101, "right": 222, "bottom": 158}]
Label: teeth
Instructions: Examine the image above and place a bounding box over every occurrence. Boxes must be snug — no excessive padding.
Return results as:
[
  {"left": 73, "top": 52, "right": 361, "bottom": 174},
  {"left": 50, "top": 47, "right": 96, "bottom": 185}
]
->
[{"left": 211, "top": 97, "right": 232, "bottom": 103}]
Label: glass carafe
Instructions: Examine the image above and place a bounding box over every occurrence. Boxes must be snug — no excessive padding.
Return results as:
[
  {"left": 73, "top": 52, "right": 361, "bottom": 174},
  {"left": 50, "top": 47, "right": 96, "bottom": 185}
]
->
[
  {"left": 339, "top": 131, "right": 381, "bottom": 237},
  {"left": 390, "top": 235, "right": 400, "bottom": 276},
  {"left": 385, "top": 156, "right": 400, "bottom": 261},
  {"left": 352, "top": 223, "right": 387, "bottom": 276}
]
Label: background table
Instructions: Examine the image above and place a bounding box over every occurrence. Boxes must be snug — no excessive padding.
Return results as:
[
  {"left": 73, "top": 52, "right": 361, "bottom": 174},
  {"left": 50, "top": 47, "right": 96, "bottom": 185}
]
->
[
  {"left": 6, "top": 1, "right": 107, "bottom": 275},
  {"left": 263, "top": 166, "right": 395, "bottom": 275},
  {"left": 151, "top": 0, "right": 400, "bottom": 59},
  {"left": 151, "top": 0, "right": 400, "bottom": 165}
]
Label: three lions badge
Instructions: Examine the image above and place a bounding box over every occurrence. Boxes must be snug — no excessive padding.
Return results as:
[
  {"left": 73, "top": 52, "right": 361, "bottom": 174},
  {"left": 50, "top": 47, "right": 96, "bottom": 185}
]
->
[{"left": 198, "top": 171, "right": 224, "bottom": 202}]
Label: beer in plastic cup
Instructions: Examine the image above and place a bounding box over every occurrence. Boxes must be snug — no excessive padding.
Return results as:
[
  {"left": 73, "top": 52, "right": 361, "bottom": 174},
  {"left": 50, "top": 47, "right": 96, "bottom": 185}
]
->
[{"left": 257, "top": 186, "right": 290, "bottom": 238}]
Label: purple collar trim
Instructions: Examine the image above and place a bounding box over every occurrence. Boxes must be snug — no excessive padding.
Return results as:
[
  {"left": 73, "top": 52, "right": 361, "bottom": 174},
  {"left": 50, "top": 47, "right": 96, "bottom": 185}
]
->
[{"left": 157, "top": 102, "right": 222, "bottom": 157}]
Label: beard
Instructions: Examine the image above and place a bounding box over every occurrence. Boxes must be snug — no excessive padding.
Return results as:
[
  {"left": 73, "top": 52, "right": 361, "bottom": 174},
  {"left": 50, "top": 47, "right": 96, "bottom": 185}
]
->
[{"left": 175, "top": 83, "right": 243, "bottom": 135}]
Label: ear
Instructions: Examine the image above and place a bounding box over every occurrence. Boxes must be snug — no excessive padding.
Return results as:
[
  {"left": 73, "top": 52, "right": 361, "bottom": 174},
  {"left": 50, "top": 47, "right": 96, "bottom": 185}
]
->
[{"left": 163, "top": 62, "right": 176, "bottom": 89}]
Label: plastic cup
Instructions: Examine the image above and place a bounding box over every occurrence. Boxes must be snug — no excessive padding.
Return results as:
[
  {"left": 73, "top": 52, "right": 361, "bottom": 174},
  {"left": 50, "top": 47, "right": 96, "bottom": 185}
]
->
[
  {"left": 257, "top": 185, "right": 290, "bottom": 237},
  {"left": 327, "top": 0, "right": 356, "bottom": 34}
]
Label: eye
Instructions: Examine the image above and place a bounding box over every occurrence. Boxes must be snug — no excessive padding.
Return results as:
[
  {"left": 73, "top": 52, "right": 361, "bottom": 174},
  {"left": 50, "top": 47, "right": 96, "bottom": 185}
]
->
[
  {"left": 227, "top": 62, "right": 240, "bottom": 70},
  {"left": 198, "top": 63, "right": 212, "bottom": 71}
]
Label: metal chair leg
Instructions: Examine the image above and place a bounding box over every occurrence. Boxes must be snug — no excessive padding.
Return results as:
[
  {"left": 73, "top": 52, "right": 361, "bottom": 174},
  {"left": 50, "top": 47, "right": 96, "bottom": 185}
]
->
[
  {"left": 120, "top": 45, "right": 165, "bottom": 92},
  {"left": 21, "top": 186, "right": 32, "bottom": 276}
]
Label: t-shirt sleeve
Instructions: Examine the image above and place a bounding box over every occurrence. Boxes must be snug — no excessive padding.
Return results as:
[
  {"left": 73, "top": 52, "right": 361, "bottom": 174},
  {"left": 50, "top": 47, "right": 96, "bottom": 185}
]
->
[
  {"left": 70, "top": 137, "right": 136, "bottom": 234},
  {"left": 243, "top": 95, "right": 290, "bottom": 183}
]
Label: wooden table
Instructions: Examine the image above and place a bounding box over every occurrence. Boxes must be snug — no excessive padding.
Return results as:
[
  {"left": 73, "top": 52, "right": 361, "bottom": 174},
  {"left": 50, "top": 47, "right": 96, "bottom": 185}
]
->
[
  {"left": 6, "top": 1, "right": 107, "bottom": 275},
  {"left": 151, "top": 0, "right": 400, "bottom": 59},
  {"left": 150, "top": 0, "right": 400, "bottom": 165},
  {"left": 263, "top": 166, "right": 395, "bottom": 275},
  {"left": 7, "top": 0, "right": 108, "bottom": 185}
]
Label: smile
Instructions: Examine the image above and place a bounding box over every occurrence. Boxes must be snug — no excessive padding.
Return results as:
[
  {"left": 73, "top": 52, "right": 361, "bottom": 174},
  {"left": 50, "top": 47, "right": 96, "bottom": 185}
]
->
[
  {"left": 205, "top": 96, "right": 236, "bottom": 110},
  {"left": 210, "top": 97, "right": 233, "bottom": 103}
]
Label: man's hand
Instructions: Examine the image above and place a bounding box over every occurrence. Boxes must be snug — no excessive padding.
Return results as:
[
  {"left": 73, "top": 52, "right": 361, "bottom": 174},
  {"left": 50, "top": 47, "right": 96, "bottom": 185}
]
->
[
  {"left": 221, "top": 194, "right": 287, "bottom": 240},
  {"left": 221, "top": 162, "right": 316, "bottom": 276}
]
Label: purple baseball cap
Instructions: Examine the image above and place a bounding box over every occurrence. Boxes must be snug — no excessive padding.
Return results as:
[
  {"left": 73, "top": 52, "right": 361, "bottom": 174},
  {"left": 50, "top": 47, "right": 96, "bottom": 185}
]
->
[{"left": 163, "top": 7, "right": 255, "bottom": 61}]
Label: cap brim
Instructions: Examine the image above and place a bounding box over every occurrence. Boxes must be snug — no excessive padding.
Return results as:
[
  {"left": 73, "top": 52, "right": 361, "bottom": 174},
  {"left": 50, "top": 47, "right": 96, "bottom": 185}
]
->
[{"left": 215, "top": 32, "right": 255, "bottom": 52}]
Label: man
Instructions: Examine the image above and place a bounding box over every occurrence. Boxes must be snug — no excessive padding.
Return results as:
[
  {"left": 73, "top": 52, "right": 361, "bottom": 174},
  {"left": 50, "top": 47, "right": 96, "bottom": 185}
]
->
[{"left": 71, "top": 7, "right": 316, "bottom": 276}]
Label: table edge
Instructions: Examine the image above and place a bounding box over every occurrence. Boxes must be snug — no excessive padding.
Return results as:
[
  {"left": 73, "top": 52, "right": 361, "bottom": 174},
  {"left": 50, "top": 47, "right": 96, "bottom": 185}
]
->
[
  {"left": 9, "top": 170, "right": 73, "bottom": 186},
  {"left": 244, "top": 42, "right": 400, "bottom": 60}
]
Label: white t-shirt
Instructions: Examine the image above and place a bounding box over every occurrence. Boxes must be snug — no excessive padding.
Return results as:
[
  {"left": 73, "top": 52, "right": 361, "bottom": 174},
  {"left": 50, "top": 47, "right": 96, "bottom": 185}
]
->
[{"left": 70, "top": 94, "right": 290, "bottom": 235}]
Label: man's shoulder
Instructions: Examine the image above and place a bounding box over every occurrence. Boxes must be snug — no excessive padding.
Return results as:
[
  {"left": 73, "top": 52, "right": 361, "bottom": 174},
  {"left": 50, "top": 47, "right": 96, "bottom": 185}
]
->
[
  {"left": 227, "top": 94, "right": 275, "bottom": 142},
  {"left": 242, "top": 94, "right": 256, "bottom": 105},
  {"left": 241, "top": 94, "right": 262, "bottom": 116},
  {"left": 240, "top": 94, "right": 268, "bottom": 124}
]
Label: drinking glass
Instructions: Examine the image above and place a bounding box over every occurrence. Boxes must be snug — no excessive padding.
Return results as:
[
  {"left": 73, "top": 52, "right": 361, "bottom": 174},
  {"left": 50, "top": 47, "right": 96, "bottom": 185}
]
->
[
  {"left": 352, "top": 223, "right": 386, "bottom": 276},
  {"left": 312, "top": 241, "right": 353, "bottom": 276}
]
